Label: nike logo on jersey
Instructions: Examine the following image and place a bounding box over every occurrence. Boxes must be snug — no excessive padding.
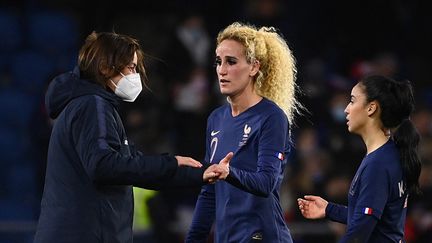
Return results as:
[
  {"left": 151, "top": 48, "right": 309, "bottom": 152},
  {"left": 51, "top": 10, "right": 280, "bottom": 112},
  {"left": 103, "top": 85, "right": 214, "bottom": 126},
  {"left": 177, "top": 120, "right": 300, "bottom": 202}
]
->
[
  {"left": 211, "top": 130, "right": 220, "bottom": 136},
  {"left": 251, "top": 232, "right": 263, "bottom": 240}
]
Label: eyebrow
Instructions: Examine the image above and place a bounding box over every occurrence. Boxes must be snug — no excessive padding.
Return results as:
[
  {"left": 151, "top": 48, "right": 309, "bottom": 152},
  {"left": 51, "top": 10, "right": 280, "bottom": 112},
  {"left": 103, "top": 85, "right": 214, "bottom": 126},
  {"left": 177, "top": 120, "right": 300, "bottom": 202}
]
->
[{"left": 215, "top": 54, "right": 238, "bottom": 59}]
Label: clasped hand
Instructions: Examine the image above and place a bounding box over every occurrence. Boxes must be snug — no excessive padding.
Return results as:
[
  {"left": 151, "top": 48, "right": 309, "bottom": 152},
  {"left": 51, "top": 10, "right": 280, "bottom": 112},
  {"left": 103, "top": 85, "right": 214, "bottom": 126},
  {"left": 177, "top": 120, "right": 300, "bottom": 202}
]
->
[
  {"left": 203, "top": 152, "right": 233, "bottom": 183},
  {"left": 175, "top": 152, "right": 233, "bottom": 183}
]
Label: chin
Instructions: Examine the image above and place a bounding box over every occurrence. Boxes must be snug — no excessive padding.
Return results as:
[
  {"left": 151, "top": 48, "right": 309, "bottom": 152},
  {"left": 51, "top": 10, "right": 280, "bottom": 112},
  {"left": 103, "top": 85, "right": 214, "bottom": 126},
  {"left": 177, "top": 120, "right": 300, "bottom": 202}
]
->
[
  {"left": 219, "top": 89, "right": 231, "bottom": 96},
  {"left": 347, "top": 127, "right": 360, "bottom": 135}
]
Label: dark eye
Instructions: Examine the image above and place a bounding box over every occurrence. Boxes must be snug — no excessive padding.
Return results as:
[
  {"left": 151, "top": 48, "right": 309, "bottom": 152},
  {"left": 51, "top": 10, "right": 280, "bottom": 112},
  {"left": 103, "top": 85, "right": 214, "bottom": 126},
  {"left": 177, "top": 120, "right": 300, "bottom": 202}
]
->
[
  {"left": 214, "top": 59, "right": 221, "bottom": 67},
  {"left": 127, "top": 65, "right": 137, "bottom": 73},
  {"left": 227, "top": 60, "right": 237, "bottom": 65},
  {"left": 227, "top": 58, "right": 237, "bottom": 65}
]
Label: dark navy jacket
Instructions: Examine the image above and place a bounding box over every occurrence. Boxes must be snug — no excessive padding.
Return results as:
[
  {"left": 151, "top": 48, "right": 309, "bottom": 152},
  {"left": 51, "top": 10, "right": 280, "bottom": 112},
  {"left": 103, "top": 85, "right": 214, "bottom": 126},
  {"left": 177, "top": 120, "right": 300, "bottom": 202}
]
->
[{"left": 34, "top": 67, "right": 206, "bottom": 243}]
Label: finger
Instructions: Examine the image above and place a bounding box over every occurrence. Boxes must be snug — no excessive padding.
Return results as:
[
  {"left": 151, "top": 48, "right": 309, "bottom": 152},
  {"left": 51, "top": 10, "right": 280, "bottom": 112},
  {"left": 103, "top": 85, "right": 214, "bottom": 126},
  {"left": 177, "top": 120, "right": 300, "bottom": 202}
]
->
[
  {"left": 189, "top": 158, "right": 203, "bottom": 168},
  {"left": 220, "top": 152, "right": 234, "bottom": 166},
  {"left": 304, "top": 195, "right": 320, "bottom": 201},
  {"left": 210, "top": 171, "right": 221, "bottom": 177},
  {"left": 204, "top": 171, "right": 219, "bottom": 182},
  {"left": 297, "top": 198, "right": 308, "bottom": 206},
  {"left": 212, "top": 166, "right": 227, "bottom": 174}
]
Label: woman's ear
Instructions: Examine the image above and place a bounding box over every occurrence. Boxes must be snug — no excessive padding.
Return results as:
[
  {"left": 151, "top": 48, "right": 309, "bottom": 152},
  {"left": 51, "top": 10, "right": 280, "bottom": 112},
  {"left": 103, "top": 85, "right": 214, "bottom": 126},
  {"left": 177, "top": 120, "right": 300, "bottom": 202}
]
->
[
  {"left": 367, "top": 101, "right": 379, "bottom": 116},
  {"left": 249, "top": 59, "right": 260, "bottom": 77},
  {"left": 99, "top": 60, "right": 113, "bottom": 78}
]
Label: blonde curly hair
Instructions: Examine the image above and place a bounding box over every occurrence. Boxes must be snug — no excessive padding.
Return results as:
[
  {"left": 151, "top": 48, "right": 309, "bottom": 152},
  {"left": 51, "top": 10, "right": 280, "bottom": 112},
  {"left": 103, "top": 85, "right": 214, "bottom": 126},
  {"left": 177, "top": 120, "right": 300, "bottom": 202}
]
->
[{"left": 216, "top": 22, "right": 303, "bottom": 126}]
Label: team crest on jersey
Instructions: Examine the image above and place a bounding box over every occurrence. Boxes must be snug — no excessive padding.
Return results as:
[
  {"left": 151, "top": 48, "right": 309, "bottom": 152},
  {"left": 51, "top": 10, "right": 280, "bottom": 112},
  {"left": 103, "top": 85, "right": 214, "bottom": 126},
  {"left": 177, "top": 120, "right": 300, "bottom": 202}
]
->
[{"left": 239, "top": 124, "right": 251, "bottom": 146}]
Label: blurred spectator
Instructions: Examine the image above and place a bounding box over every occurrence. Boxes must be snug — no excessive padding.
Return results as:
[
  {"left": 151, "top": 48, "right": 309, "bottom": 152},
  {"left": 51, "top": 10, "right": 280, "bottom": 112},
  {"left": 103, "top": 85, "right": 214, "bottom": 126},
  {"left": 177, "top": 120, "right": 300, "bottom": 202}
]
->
[
  {"left": 143, "top": 14, "right": 214, "bottom": 243},
  {"left": 164, "top": 14, "right": 212, "bottom": 160}
]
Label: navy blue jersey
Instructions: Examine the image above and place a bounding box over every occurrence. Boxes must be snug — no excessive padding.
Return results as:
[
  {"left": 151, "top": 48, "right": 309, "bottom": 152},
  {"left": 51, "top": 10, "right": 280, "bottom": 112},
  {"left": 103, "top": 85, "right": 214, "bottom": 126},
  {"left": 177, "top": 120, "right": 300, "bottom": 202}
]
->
[
  {"left": 326, "top": 140, "right": 408, "bottom": 243},
  {"left": 187, "top": 98, "right": 292, "bottom": 243}
]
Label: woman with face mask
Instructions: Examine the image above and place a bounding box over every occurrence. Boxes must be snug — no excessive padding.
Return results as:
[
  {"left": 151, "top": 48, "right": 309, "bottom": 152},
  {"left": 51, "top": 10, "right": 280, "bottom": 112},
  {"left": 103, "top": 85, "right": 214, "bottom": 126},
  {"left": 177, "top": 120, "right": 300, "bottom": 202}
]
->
[
  {"left": 297, "top": 75, "right": 422, "bottom": 242},
  {"left": 34, "top": 31, "right": 231, "bottom": 243}
]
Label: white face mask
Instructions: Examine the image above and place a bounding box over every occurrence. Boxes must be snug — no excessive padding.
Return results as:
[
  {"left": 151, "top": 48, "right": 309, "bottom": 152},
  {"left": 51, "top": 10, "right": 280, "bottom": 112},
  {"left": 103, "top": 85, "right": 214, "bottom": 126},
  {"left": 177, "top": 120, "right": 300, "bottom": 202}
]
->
[{"left": 111, "top": 72, "right": 142, "bottom": 102}]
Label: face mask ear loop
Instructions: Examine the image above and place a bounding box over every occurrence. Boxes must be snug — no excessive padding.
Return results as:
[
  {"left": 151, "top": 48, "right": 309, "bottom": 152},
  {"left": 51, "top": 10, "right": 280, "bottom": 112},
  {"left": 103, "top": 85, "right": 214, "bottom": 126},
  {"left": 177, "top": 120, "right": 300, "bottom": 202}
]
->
[
  {"left": 111, "top": 78, "right": 130, "bottom": 97},
  {"left": 110, "top": 79, "right": 118, "bottom": 88},
  {"left": 110, "top": 70, "right": 126, "bottom": 88}
]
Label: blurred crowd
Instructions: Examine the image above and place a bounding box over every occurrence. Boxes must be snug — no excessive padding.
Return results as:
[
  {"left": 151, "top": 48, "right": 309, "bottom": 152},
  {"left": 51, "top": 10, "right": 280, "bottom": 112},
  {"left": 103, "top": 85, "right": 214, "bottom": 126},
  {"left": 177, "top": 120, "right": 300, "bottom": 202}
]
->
[{"left": 1, "top": 0, "right": 431, "bottom": 242}]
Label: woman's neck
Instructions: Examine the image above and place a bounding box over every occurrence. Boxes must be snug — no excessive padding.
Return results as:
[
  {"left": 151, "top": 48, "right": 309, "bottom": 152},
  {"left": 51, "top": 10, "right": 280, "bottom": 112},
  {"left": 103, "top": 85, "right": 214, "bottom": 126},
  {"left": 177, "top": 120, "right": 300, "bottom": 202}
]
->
[
  {"left": 230, "top": 92, "right": 262, "bottom": 117},
  {"left": 362, "top": 126, "right": 390, "bottom": 155}
]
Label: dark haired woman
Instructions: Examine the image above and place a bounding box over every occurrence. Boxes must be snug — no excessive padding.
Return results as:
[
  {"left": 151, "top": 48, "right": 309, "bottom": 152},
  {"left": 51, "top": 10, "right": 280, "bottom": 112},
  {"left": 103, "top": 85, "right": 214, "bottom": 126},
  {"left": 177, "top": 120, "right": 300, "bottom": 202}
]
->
[
  {"left": 298, "top": 75, "right": 422, "bottom": 242},
  {"left": 34, "top": 31, "right": 231, "bottom": 243}
]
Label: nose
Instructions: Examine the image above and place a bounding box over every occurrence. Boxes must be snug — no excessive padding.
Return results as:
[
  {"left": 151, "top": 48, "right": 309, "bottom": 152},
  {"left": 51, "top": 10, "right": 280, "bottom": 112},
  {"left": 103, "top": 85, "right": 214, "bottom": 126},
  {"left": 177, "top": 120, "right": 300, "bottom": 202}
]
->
[
  {"left": 344, "top": 104, "right": 349, "bottom": 114},
  {"left": 217, "top": 62, "right": 227, "bottom": 76}
]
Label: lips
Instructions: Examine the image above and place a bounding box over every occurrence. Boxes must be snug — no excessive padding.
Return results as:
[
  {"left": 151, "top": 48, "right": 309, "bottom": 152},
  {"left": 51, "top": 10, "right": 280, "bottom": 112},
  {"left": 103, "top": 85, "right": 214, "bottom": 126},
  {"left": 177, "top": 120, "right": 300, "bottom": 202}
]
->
[{"left": 220, "top": 79, "right": 230, "bottom": 83}]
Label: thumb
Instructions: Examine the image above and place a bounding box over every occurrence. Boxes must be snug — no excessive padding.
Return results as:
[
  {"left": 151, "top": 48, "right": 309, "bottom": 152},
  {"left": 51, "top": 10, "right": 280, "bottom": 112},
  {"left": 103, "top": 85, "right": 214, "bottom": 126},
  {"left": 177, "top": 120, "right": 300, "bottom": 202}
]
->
[{"left": 220, "top": 152, "right": 233, "bottom": 166}]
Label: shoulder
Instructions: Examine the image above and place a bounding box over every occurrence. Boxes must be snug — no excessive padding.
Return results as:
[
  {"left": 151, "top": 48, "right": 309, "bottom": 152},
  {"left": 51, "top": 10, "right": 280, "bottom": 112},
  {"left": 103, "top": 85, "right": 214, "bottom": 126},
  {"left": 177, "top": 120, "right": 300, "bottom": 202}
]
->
[
  {"left": 363, "top": 143, "right": 401, "bottom": 177},
  {"left": 69, "top": 94, "right": 115, "bottom": 116},
  {"left": 260, "top": 98, "right": 286, "bottom": 116},
  {"left": 259, "top": 98, "right": 288, "bottom": 124}
]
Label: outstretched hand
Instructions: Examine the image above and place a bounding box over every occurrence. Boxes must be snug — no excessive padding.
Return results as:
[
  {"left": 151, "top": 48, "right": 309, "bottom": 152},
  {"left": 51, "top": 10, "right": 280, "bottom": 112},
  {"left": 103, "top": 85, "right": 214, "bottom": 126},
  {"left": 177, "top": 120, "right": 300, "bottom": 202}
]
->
[
  {"left": 297, "top": 195, "right": 328, "bottom": 219},
  {"left": 175, "top": 156, "right": 202, "bottom": 168},
  {"left": 203, "top": 152, "right": 234, "bottom": 183}
]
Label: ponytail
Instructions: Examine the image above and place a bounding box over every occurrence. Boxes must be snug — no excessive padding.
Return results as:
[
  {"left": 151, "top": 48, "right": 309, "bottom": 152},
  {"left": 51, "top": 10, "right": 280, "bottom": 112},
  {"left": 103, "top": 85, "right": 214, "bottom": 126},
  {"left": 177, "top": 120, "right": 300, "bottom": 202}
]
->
[
  {"left": 393, "top": 119, "right": 422, "bottom": 195},
  {"left": 360, "top": 75, "right": 422, "bottom": 195}
]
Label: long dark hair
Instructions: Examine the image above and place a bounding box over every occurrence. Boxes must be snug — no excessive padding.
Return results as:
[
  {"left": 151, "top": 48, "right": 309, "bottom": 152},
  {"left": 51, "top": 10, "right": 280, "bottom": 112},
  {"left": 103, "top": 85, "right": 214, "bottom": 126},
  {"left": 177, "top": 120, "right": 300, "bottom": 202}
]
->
[{"left": 360, "top": 75, "right": 421, "bottom": 195}]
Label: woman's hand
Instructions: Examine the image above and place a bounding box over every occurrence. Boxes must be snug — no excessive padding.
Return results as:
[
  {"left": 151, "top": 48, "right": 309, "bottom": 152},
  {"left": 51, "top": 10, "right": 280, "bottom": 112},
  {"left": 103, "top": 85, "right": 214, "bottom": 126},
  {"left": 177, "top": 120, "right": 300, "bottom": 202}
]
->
[
  {"left": 175, "top": 156, "right": 202, "bottom": 168},
  {"left": 203, "top": 164, "right": 220, "bottom": 183},
  {"left": 213, "top": 152, "right": 233, "bottom": 179},
  {"left": 297, "top": 195, "right": 328, "bottom": 219},
  {"left": 202, "top": 152, "right": 234, "bottom": 182}
]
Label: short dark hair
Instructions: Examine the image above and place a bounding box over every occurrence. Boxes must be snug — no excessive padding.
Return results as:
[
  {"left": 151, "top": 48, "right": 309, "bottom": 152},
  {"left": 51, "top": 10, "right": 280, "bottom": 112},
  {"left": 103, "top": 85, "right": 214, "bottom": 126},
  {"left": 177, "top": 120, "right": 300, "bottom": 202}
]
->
[{"left": 77, "top": 31, "right": 146, "bottom": 88}]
